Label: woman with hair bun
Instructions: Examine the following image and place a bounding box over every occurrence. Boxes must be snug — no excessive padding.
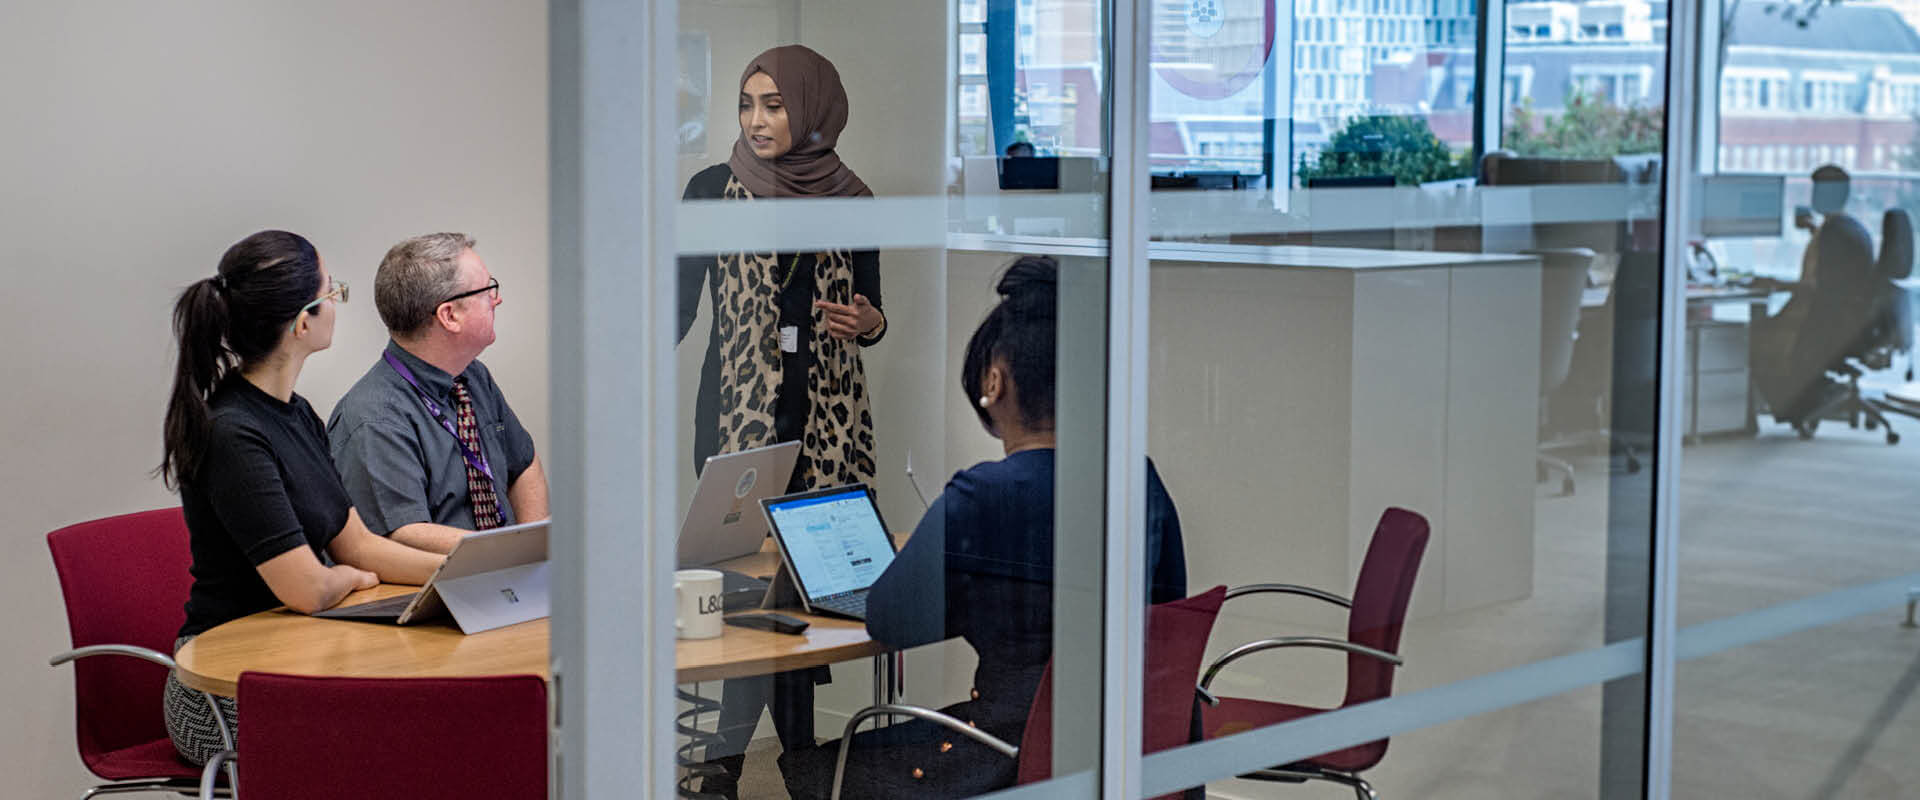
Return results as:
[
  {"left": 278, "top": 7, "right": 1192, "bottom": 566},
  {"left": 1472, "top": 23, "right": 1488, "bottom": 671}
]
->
[
  {"left": 157, "top": 230, "right": 444, "bottom": 766},
  {"left": 777, "top": 256, "right": 1190, "bottom": 799}
]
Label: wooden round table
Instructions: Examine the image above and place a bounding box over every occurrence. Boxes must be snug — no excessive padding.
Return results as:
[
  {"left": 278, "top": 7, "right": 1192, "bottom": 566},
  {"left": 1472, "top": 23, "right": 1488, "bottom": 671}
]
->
[{"left": 173, "top": 546, "right": 892, "bottom": 697}]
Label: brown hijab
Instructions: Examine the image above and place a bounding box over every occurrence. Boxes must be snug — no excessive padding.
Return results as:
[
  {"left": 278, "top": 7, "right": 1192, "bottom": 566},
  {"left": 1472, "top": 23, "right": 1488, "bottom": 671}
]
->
[{"left": 727, "top": 45, "right": 872, "bottom": 198}]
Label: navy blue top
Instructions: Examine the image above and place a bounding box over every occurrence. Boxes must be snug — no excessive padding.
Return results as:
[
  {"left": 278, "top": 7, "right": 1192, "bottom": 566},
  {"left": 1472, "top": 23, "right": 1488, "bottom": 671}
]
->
[{"left": 864, "top": 449, "right": 1187, "bottom": 739}]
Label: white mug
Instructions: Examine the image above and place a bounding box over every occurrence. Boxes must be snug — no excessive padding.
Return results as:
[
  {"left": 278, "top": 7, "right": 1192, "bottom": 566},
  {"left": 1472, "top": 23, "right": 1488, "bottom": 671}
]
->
[{"left": 674, "top": 568, "right": 725, "bottom": 640}]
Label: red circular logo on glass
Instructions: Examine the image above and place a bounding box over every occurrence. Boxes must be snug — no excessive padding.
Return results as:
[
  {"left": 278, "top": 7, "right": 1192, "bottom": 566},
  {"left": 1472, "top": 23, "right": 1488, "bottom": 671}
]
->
[{"left": 1154, "top": 0, "right": 1278, "bottom": 101}]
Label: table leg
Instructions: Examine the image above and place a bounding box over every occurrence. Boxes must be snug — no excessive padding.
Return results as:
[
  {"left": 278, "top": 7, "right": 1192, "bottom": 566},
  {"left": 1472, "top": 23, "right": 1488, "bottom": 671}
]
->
[
  {"left": 867, "top": 653, "right": 903, "bottom": 728},
  {"left": 675, "top": 685, "right": 727, "bottom": 799}
]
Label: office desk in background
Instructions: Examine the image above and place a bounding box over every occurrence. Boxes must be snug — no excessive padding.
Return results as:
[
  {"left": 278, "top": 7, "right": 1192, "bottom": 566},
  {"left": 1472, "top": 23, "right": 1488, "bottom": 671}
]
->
[
  {"left": 1582, "top": 283, "right": 1777, "bottom": 441},
  {"left": 173, "top": 541, "right": 894, "bottom": 698}
]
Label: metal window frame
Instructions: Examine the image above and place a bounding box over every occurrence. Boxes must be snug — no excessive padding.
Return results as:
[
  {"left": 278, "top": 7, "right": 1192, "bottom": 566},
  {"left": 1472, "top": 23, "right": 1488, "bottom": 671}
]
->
[
  {"left": 1647, "top": 0, "right": 1705, "bottom": 797},
  {"left": 1474, "top": 0, "right": 1508, "bottom": 159},
  {"left": 1099, "top": 0, "right": 1152, "bottom": 795},
  {"left": 550, "top": 0, "right": 680, "bottom": 798}
]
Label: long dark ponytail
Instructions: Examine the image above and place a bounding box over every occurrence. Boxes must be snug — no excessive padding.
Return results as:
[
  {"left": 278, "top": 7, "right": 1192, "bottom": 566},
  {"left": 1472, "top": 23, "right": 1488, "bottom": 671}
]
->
[
  {"left": 159, "top": 231, "right": 323, "bottom": 489},
  {"left": 962, "top": 255, "right": 1058, "bottom": 433}
]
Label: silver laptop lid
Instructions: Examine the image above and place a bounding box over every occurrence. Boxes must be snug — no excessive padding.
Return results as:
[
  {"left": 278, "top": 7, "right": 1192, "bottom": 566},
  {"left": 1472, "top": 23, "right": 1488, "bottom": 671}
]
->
[
  {"left": 677, "top": 441, "right": 801, "bottom": 567},
  {"left": 396, "top": 518, "right": 550, "bottom": 623}
]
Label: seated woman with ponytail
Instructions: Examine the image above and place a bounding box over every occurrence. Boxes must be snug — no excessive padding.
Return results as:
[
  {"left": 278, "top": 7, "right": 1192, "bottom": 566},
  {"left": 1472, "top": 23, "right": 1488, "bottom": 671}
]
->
[
  {"left": 777, "top": 256, "right": 1190, "bottom": 799},
  {"left": 157, "top": 230, "right": 445, "bottom": 766}
]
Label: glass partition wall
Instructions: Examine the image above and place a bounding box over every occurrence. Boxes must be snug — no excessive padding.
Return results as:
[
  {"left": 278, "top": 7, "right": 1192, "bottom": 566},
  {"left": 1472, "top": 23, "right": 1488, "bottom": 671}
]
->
[
  {"left": 1138, "top": 0, "right": 1668, "bottom": 796},
  {"left": 552, "top": 0, "right": 1916, "bottom": 797},
  {"left": 557, "top": 0, "right": 1126, "bottom": 797},
  {"left": 1671, "top": 0, "right": 1920, "bottom": 796}
]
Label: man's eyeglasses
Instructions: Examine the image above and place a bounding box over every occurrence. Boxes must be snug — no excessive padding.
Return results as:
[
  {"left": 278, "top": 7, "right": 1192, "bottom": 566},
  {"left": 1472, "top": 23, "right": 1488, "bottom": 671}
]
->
[
  {"left": 289, "top": 278, "right": 350, "bottom": 334},
  {"left": 440, "top": 277, "right": 501, "bottom": 307}
]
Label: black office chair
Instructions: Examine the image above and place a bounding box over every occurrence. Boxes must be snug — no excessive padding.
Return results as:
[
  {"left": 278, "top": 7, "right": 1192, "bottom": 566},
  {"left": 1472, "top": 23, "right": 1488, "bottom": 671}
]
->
[
  {"left": 1766, "top": 209, "right": 1907, "bottom": 443},
  {"left": 1874, "top": 208, "right": 1914, "bottom": 370},
  {"left": 1867, "top": 209, "right": 1920, "bottom": 423}
]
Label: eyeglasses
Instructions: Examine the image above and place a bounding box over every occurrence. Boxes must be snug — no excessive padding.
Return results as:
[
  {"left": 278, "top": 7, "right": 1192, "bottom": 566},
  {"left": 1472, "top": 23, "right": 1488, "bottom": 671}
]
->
[
  {"left": 440, "top": 277, "right": 501, "bottom": 307},
  {"left": 289, "top": 278, "right": 350, "bottom": 334}
]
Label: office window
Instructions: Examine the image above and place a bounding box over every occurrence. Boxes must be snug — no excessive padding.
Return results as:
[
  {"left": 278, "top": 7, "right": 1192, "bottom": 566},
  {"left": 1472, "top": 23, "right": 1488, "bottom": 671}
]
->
[
  {"left": 1503, "top": 1, "right": 1664, "bottom": 157},
  {"left": 959, "top": 84, "right": 987, "bottom": 116},
  {"left": 960, "top": 32, "right": 986, "bottom": 76}
]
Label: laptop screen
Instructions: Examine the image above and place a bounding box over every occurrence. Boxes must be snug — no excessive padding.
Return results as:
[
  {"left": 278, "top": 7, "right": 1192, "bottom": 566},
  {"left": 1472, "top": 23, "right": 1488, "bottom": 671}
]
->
[{"left": 765, "top": 486, "right": 896, "bottom": 600}]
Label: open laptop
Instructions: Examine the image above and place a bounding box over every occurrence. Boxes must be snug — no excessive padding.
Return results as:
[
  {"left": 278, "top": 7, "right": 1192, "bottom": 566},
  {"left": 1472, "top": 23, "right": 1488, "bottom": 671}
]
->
[
  {"left": 676, "top": 441, "right": 801, "bottom": 567},
  {"left": 759, "top": 483, "right": 898, "bottom": 620},
  {"left": 314, "top": 518, "right": 550, "bottom": 634}
]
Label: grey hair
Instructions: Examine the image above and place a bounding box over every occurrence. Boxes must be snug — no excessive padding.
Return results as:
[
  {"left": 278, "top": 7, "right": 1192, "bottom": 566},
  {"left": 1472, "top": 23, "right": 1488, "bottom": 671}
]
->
[{"left": 375, "top": 232, "right": 477, "bottom": 335}]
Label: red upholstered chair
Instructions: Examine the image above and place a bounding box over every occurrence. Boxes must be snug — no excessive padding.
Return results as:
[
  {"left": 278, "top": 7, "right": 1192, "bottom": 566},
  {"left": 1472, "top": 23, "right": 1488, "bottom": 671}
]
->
[
  {"left": 829, "top": 586, "right": 1228, "bottom": 800},
  {"left": 46, "top": 507, "right": 232, "bottom": 798},
  {"left": 199, "top": 673, "right": 548, "bottom": 800},
  {"left": 1198, "top": 507, "right": 1430, "bottom": 800}
]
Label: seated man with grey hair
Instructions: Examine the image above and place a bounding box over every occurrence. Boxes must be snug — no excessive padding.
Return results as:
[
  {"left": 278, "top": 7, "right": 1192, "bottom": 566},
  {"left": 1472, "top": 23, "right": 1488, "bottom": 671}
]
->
[{"left": 329, "top": 233, "right": 548, "bottom": 554}]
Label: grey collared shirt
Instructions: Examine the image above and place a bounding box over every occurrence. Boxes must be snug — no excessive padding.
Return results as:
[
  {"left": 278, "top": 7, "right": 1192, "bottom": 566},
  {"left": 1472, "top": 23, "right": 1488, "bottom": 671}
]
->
[{"left": 328, "top": 341, "right": 538, "bottom": 535}]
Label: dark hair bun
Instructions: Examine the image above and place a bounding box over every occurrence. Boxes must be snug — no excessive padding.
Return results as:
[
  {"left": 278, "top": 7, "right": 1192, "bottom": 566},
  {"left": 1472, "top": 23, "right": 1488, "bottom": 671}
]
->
[{"left": 996, "top": 255, "right": 1058, "bottom": 309}]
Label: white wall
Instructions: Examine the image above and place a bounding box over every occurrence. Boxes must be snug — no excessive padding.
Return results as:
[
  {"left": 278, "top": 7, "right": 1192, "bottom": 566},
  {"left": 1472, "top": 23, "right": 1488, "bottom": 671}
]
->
[{"left": 0, "top": 3, "right": 547, "bottom": 794}]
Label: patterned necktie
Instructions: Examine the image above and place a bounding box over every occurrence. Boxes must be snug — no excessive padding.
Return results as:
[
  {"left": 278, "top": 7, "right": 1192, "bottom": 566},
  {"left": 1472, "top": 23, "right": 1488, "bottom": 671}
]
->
[{"left": 451, "top": 378, "right": 504, "bottom": 529}]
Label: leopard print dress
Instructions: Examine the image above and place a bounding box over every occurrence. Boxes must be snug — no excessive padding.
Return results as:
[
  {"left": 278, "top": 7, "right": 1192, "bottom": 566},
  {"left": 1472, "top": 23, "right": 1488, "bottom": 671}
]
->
[{"left": 709, "top": 175, "right": 876, "bottom": 489}]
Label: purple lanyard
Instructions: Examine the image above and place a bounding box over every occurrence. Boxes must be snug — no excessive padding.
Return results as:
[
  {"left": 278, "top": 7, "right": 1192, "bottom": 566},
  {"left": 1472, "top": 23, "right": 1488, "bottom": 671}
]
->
[{"left": 384, "top": 351, "right": 496, "bottom": 484}]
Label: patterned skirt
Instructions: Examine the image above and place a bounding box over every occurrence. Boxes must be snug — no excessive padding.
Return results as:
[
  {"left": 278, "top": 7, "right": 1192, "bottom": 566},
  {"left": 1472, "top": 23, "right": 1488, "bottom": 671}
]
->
[{"left": 163, "top": 636, "right": 238, "bottom": 766}]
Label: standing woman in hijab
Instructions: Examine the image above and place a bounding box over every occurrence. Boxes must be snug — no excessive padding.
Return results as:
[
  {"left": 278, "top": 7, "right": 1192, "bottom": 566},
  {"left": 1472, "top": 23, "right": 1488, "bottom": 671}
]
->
[
  {"left": 677, "top": 43, "right": 887, "bottom": 496},
  {"left": 676, "top": 45, "right": 887, "bottom": 798}
]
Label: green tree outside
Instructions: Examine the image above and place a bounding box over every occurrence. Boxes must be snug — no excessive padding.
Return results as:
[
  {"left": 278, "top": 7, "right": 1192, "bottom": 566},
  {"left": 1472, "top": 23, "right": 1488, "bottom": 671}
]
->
[
  {"left": 1296, "top": 114, "right": 1472, "bottom": 186},
  {"left": 1296, "top": 89, "right": 1663, "bottom": 188},
  {"left": 1505, "top": 87, "right": 1664, "bottom": 159}
]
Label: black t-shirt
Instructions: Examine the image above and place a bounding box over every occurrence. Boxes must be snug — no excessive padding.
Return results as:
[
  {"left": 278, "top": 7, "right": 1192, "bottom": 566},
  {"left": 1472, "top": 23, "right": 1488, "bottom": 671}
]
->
[{"left": 179, "top": 378, "right": 352, "bottom": 639}]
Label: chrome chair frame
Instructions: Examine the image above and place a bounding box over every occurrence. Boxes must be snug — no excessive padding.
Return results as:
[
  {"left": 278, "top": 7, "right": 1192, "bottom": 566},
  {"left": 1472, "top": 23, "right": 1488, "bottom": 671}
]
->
[
  {"left": 1197, "top": 584, "right": 1405, "bottom": 800},
  {"left": 199, "top": 751, "right": 234, "bottom": 800},
  {"left": 49, "top": 645, "right": 234, "bottom": 800},
  {"left": 828, "top": 704, "right": 1019, "bottom": 800}
]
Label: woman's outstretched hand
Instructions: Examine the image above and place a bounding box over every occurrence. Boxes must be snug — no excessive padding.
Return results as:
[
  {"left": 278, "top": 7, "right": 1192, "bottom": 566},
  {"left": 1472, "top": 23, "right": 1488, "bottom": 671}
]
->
[{"left": 817, "top": 294, "right": 883, "bottom": 341}]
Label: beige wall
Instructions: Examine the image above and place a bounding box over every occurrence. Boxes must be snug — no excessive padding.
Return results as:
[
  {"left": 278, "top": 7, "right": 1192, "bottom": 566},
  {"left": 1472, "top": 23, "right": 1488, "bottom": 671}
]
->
[{"left": 0, "top": 3, "right": 547, "bottom": 794}]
